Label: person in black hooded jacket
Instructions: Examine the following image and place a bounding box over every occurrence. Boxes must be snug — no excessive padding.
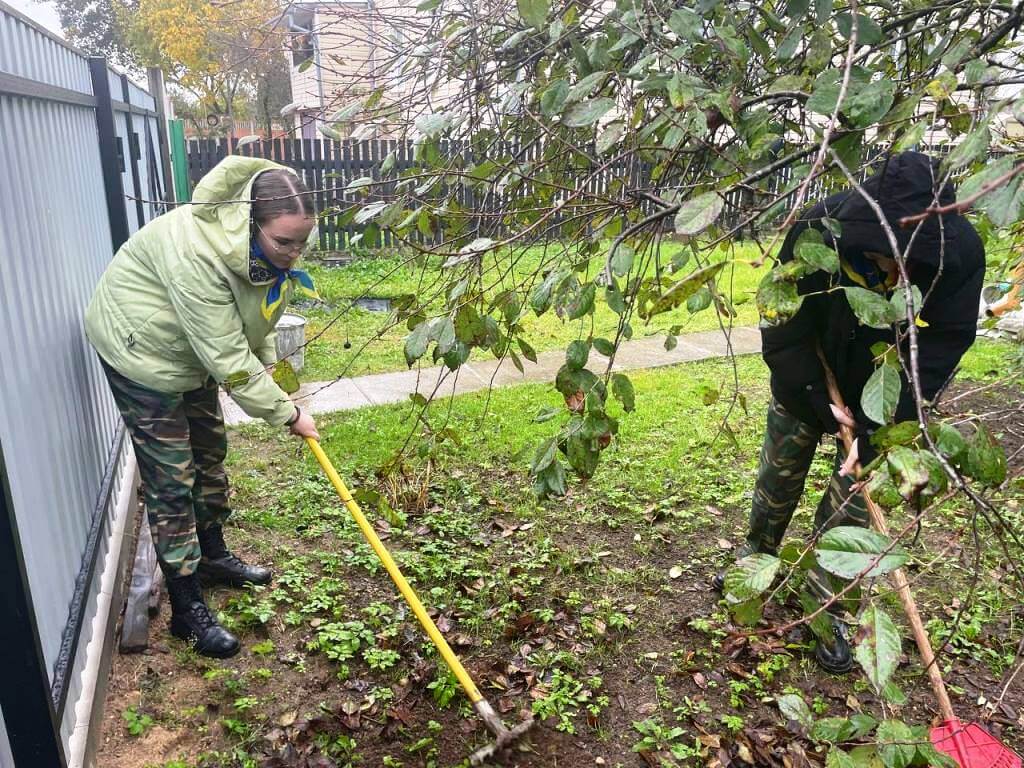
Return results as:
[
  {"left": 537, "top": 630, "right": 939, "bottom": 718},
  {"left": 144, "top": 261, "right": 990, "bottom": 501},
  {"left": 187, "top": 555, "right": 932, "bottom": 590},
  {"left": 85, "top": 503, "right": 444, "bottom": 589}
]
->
[{"left": 713, "top": 151, "right": 985, "bottom": 673}]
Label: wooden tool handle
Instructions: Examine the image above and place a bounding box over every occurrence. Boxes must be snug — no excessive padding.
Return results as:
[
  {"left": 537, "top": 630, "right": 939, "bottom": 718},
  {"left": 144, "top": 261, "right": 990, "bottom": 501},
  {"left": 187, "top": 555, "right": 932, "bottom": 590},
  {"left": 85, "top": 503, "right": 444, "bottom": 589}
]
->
[{"left": 816, "top": 350, "right": 957, "bottom": 722}]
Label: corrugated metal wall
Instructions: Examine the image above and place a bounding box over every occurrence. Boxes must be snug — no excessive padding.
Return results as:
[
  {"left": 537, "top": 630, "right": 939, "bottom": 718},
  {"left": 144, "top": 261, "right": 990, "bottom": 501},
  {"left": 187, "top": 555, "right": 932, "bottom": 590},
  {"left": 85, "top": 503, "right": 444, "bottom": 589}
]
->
[{"left": 0, "top": 0, "right": 167, "bottom": 757}]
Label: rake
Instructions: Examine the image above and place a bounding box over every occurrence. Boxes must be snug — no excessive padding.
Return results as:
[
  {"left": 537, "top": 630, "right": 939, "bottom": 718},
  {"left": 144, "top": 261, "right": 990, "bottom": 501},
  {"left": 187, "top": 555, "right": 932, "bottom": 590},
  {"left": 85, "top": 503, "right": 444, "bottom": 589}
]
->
[
  {"left": 305, "top": 437, "right": 534, "bottom": 765},
  {"left": 818, "top": 350, "right": 1020, "bottom": 768}
]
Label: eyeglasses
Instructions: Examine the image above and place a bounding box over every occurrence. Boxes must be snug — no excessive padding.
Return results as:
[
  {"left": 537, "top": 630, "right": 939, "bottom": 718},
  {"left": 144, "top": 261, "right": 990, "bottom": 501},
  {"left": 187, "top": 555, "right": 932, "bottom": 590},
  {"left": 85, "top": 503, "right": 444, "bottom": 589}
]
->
[{"left": 256, "top": 222, "right": 315, "bottom": 256}]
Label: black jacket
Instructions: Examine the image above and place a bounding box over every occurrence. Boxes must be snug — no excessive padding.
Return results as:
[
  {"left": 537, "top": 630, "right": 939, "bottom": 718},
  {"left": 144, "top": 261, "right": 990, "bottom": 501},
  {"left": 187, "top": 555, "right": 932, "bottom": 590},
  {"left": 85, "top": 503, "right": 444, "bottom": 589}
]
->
[{"left": 762, "top": 152, "right": 985, "bottom": 454}]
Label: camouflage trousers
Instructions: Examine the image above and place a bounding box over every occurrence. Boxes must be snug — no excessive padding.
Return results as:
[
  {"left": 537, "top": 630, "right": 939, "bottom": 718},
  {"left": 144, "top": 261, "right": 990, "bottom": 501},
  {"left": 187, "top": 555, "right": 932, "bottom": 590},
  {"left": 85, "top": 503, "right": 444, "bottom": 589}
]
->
[
  {"left": 745, "top": 398, "right": 869, "bottom": 614},
  {"left": 101, "top": 359, "right": 231, "bottom": 577}
]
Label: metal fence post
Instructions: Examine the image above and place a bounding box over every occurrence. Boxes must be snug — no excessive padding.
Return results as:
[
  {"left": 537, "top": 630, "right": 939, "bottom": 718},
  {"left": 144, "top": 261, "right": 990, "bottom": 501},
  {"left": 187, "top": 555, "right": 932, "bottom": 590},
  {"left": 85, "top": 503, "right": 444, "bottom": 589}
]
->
[
  {"left": 146, "top": 67, "right": 175, "bottom": 205},
  {"left": 0, "top": 444, "right": 67, "bottom": 767},
  {"left": 88, "top": 57, "right": 131, "bottom": 251}
]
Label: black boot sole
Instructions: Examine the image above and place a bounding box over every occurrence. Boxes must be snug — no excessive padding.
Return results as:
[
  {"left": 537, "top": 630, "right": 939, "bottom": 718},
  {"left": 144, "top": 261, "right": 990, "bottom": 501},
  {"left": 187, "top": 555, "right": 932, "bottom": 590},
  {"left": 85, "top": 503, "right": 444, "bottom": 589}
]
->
[{"left": 170, "top": 618, "right": 241, "bottom": 659}]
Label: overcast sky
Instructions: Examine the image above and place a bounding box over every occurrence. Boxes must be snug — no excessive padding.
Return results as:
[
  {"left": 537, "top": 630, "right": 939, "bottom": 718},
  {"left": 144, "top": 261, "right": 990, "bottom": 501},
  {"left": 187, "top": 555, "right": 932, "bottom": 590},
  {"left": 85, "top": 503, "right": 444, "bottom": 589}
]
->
[{"left": 6, "top": 0, "right": 64, "bottom": 37}]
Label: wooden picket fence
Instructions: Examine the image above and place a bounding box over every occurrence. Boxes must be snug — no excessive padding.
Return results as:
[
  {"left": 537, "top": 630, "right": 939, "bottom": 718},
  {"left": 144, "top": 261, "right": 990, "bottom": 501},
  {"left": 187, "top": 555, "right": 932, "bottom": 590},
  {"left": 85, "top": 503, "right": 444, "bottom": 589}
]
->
[{"left": 186, "top": 137, "right": 951, "bottom": 253}]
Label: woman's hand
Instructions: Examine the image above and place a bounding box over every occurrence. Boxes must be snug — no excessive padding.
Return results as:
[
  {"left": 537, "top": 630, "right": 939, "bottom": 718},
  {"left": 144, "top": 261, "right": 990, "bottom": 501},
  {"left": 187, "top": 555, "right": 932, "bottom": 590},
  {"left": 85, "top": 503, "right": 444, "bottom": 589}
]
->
[{"left": 288, "top": 408, "right": 320, "bottom": 440}]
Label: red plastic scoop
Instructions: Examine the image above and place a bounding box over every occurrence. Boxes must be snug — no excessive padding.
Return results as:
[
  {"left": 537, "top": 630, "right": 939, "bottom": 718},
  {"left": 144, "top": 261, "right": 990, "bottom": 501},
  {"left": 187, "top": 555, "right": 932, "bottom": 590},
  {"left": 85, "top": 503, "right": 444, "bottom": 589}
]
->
[{"left": 931, "top": 718, "right": 1021, "bottom": 768}]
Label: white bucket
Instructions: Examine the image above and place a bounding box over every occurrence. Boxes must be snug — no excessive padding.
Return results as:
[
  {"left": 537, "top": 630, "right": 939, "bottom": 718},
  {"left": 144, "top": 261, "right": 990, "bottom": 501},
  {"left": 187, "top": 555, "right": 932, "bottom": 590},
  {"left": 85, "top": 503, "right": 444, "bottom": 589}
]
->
[{"left": 275, "top": 313, "right": 307, "bottom": 372}]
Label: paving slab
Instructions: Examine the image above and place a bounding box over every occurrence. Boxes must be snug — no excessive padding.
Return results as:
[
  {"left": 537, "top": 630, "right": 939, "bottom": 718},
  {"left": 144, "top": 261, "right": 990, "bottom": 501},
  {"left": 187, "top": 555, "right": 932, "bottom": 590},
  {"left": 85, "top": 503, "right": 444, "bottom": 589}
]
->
[{"left": 223, "top": 326, "right": 764, "bottom": 426}]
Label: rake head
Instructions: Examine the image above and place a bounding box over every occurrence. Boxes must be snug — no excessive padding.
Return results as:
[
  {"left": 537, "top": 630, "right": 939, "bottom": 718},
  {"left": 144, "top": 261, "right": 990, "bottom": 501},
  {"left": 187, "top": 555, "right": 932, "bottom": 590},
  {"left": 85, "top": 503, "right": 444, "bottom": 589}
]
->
[
  {"left": 931, "top": 719, "right": 1022, "bottom": 768},
  {"left": 468, "top": 700, "right": 535, "bottom": 766}
]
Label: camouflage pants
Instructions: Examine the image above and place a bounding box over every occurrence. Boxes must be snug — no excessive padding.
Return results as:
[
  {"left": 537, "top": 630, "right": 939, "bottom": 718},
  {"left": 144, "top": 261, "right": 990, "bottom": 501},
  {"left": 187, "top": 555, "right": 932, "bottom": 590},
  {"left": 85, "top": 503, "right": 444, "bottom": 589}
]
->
[
  {"left": 101, "top": 359, "right": 231, "bottom": 577},
  {"left": 745, "top": 398, "right": 869, "bottom": 613}
]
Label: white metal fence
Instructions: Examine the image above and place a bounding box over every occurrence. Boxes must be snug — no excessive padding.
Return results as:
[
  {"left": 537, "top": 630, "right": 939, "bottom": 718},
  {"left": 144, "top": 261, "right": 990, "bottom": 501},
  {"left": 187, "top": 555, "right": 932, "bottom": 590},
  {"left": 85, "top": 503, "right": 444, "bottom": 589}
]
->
[{"left": 0, "top": 2, "right": 170, "bottom": 765}]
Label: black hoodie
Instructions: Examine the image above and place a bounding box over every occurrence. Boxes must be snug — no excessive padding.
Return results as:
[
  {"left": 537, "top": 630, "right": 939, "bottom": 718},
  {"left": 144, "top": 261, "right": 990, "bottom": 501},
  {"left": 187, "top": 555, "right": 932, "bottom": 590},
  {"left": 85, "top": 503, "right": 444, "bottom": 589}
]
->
[{"left": 761, "top": 152, "right": 985, "bottom": 454}]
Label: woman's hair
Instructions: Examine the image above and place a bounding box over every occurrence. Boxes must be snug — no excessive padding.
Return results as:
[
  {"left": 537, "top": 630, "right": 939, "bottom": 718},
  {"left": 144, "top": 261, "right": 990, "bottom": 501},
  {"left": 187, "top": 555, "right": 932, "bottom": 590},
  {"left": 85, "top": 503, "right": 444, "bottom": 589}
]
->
[{"left": 251, "top": 169, "right": 315, "bottom": 224}]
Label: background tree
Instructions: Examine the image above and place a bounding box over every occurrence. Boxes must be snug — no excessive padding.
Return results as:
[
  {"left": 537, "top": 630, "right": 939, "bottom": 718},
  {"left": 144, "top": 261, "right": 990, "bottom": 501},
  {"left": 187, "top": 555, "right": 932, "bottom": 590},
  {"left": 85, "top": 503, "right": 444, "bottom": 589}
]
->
[
  {"left": 51, "top": 0, "right": 137, "bottom": 67},
  {"left": 118, "top": 0, "right": 286, "bottom": 140}
]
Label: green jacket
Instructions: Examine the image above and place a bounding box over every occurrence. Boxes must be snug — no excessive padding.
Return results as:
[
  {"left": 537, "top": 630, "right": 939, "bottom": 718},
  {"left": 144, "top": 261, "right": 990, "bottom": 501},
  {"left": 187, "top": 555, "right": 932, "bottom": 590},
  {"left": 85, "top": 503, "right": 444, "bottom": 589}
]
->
[{"left": 86, "top": 156, "right": 305, "bottom": 426}]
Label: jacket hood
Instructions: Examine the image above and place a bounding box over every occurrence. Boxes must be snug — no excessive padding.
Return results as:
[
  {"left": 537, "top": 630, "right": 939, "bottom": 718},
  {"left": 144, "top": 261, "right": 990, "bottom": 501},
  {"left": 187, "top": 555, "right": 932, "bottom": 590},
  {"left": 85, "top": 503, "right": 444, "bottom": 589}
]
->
[
  {"left": 826, "top": 151, "right": 963, "bottom": 269},
  {"left": 190, "top": 156, "right": 304, "bottom": 284}
]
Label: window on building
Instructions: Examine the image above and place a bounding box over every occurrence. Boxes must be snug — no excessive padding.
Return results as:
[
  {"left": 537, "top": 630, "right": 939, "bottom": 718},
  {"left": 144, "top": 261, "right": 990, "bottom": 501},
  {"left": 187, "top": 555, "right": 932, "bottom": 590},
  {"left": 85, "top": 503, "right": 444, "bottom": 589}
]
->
[{"left": 291, "top": 32, "right": 314, "bottom": 68}]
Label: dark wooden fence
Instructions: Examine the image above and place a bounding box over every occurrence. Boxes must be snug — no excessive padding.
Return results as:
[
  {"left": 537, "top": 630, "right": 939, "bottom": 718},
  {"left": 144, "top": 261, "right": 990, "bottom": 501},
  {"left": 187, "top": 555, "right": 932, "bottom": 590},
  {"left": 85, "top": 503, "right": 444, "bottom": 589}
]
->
[{"left": 187, "top": 138, "right": 950, "bottom": 253}]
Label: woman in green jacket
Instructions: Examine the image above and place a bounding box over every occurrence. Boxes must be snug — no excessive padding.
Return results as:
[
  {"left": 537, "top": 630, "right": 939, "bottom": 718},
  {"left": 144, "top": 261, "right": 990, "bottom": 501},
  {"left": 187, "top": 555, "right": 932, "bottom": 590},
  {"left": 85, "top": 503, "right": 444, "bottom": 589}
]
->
[{"left": 87, "top": 156, "right": 320, "bottom": 658}]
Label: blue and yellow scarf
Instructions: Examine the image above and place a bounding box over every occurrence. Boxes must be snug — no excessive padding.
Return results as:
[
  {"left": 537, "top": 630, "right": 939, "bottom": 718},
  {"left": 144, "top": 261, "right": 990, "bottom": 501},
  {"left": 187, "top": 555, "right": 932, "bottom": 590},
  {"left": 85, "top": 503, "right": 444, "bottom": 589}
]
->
[
  {"left": 840, "top": 252, "right": 897, "bottom": 293},
  {"left": 251, "top": 241, "right": 319, "bottom": 320}
]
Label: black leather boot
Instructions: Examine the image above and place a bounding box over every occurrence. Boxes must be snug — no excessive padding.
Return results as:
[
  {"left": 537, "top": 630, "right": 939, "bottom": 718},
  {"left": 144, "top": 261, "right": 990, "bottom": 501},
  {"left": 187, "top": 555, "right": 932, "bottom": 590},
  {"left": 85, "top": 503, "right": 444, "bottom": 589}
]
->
[
  {"left": 196, "top": 525, "right": 272, "bottom": 587},
  {"left": 166, "top": 573, "right": 240, "bottom": 658},
  {"left": 814, "top": 616, "right": 853, "bottom": 674}
]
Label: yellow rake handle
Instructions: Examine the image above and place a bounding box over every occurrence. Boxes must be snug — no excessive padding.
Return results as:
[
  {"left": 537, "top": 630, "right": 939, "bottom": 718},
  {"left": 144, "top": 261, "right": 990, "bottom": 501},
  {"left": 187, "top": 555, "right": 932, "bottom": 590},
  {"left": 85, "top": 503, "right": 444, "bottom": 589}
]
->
[{"left": 305, "top": 437, "right": 483, "bottom": 704}]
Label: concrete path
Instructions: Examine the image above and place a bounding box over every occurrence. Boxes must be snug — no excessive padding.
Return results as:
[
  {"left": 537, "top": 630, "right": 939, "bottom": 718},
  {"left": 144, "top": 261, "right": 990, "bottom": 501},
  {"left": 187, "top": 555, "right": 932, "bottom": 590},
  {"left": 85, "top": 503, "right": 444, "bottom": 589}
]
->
[{"left": 222, "top": 326, "right": 762, "bottom": 426}]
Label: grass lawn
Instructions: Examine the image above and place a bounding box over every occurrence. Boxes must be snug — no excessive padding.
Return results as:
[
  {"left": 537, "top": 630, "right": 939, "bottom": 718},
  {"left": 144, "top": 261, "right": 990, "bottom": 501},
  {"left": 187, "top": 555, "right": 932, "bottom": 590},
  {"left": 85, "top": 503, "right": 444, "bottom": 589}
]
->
[
  {"left": 97, "top": 339, "right": 1024, "bottom": 768},
  {"left": 296, "top": 241, "right": 770, "bottom": 380}
]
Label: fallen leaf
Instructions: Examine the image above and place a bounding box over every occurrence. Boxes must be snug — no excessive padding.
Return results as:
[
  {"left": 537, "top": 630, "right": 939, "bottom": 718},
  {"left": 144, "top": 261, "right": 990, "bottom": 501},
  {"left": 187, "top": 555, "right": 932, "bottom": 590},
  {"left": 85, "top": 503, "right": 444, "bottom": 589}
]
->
[
  {"left": 717, "top": 538, "right": 733, "bottom": 550},
  {"left": 277, "top": 711, "right": 297, "bottom": 727},
  {"left": 669, "top": 565, "right": 683, "bottom": 579}
]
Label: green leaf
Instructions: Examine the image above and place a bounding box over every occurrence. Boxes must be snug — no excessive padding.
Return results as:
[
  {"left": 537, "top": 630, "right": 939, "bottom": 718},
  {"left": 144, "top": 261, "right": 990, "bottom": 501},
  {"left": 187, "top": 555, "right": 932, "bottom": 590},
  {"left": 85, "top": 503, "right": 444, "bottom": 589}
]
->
[
  {"left": 674, "top": 192, "right": 724, "bottom": 235},
  {"left": 596, "top": 121, "right": 625, "bottom": 154},
  {"left": 592, "top": 337, "right": 615, "bottom": 357},
  {"left": 865, "top": 463, "right": 905, "bottom": 509},
  {"left": 815, "top": 526, "right": 908, "bottom": 579},
  {"left": 861, "top": 364, "right": 901, "bottom": 425},
  {"left": 887, "top": 446, "right": 932, "bottom": 499},
  {"left": 800, "top": 590, "right": 836, "bottom": 643},
  {"left": 849, "top": 713, "right": 878, "bottom": 738},
  {"left": 566, "top": 340, "right": 590, "bottom": 370},
  {"left": 436, "top": 317, "right": 456, "bottom": 354},
  {"left": 540, "top": 80, "right": 570, "bottom": 117},
  {"left": 777, "top": 694, "right": 814, "bottom": 729},
  {"left": 687, "top": 286, "right": 713, "bottom": 313},
  {"left": 518, "top": 338, "right": 538, "bottom": 363},
  {"left": 855, "top": 605, "right": 901, "bottom": 694},
  {"left": 836, "top": 13, "right": 882, "bottom": 45},
  {"left": 778, "top": 27, "right": 803, "bottom": 61},
  {"left": 797, "top": 242, "right": 840, "bottom": 273},
  {"left": 223, "top": 369, "right": 252, "bottom": 392},
  {"left": 929, "top": 422, "right": 967, "bottom": 465},
  {"left": 723, "top": 554, "right": 781, "bottom": 603},
  {"left": 562, "top": 97, "right": 615, "bottom": 127},
  {"left": 271, "top": 360, "right": 300, "bottom": 395},
  {"left": 944, "top": 124, "right": 991, "bottom": 171},
  {"left": 415, "top": 113, "right": 450, "bottom": 138},
  {"left": 668, "top": 8, "right": 700, "bottom": 40},
  {"left": 814, "top": 0, "right": 832, "bottom": 20},
  {"left": 516, "top": 0, "right": 548, "bottom": 28},
  {"left": 845, "top": 287, "right": 898, "bottom": 329},
  {"left": 757, "top": 275, "right": 804, "bottom": 326},
  {"left": 404, "top": 321, "right": 433, "bottom": 366},
  {"left": 965, "top": 423, "right": 1008, "bottom": 486},
  {"left": 872, "top": 421, "right": 920, "bottom": 450},
  {"left": 611, "top": 373, "right": 635, "bottom": 412},
  {"left": 610, "top": 243, "right": 634, "bottom": 276},
  {"left": 813, "top": 718, "right": 857, "bottom": 743},
  {"left": 876, "top": 720, "right": 916, "bottom": 768},
  {"left": 894, "top": 122, "right": 928, "bottom": 153},
  {"left": 567, "top": 283, "right": 596, "bottom": 320},
  {"left": 882, "top": 680, "right": 907, "bottom": 705},
  {"left": 731, "top": 597, "right": 764, "bottom": 626},
  {"left": 889, "top": 285, "right": 923, "bottom": 323},
  {"left": 531, "top": 437, "right": 558, "bottom": 474},
  {"left": 644, "top": 262, "right": 727, "bottom": 318},
  {"left": 826, "top": 748, "right": 858, "bottom": 768},
  {"left": 914, "top": 741, "right": 959, "bottom": 768},
  {"left": 605, "top": 284, "right": 626, "bottom": 314}
]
